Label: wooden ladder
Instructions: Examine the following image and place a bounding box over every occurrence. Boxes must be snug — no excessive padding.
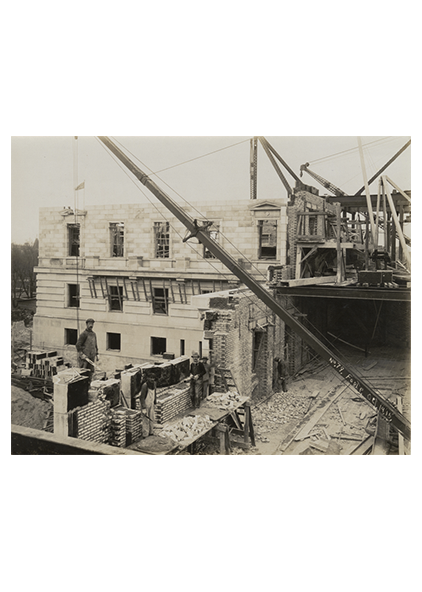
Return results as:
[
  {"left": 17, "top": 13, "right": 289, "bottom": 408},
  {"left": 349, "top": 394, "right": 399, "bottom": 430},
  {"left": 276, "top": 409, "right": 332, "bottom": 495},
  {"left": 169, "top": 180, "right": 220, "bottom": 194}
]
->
[{"left": 216, "top": 366, "right": 238, "bottom": 392}]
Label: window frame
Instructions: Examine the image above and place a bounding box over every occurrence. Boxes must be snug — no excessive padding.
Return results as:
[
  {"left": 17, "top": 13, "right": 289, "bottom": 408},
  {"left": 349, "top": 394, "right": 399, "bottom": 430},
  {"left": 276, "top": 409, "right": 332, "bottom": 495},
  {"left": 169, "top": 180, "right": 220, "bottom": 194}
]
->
[
  {"left": 107, "top": 332, "right": 121, "bottom": 351},
  {"left": 152, "top": 287, "right": 169, "bottom": 315},
  {"left": 203, "top": 221, "right": 220, "bottom": 259},
  {"left": 108, "top": 284, "right": 124, "bottom": 312},
  {"left": 258, "top": 219, "right": 278, "bottom": 260},
  {"left": 153, "top": 221, "right": 170, "bottom": 259},
  {"left": 151, "top": 336, "right": 167, "bottom": 356},
  {"left": 68, "top": 223, "right": 80, "bottom": 257},
  {"left": 67, "top": 284, "right": 80, "bottom": 308},
  {"left": 110, "top": 222, "right": 125, "bottom": 257},
  {"left": 65, "top": 328, "right": 78, "bottom": 345}
]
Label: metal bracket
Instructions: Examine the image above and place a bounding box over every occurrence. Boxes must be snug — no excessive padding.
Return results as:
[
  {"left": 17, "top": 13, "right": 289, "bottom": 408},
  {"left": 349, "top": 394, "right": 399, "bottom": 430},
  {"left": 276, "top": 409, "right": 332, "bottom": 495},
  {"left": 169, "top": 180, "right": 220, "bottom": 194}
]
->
[{"left": 182, "top": 219, "right": 214, "bottom": 243}]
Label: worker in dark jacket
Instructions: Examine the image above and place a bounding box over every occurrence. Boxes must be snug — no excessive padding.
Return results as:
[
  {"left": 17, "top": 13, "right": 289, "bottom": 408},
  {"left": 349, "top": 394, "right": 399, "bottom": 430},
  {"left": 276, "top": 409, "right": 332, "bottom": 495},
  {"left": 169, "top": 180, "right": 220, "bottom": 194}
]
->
[
  {"left": 75, "top": 318, "right": 98, "bottom": 382},
  {"left": 190, "top": 352, "right": 205, "bottom": 409}
]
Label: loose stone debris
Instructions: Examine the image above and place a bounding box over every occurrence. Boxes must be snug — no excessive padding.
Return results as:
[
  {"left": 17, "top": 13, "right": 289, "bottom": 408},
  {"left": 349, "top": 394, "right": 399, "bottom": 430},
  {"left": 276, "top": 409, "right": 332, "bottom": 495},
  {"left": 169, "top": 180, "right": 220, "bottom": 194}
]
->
[
  {"left": 160, "top": 414, "right": 214, "bottom": 444},
  {"left": 207, "top": 390, "right": 243, "bottom": 410}
]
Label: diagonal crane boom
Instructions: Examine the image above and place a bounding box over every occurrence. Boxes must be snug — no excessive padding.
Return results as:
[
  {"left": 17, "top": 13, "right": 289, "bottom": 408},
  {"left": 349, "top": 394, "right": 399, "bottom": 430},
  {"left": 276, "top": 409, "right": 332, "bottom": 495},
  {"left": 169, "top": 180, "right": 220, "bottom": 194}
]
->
[
  {"left": 98, "top": 136, "right": 410, "bottom": 440},
  {"left": 300, "top": 162, "right": 346, "bottom": 197}
]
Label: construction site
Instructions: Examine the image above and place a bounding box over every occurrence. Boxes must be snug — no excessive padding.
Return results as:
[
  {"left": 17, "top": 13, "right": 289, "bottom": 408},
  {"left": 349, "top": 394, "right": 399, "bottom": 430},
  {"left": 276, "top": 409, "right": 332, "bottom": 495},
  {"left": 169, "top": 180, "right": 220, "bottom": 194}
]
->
[{"left": 11, "top": 136, "right": 411, "bottom": 455}]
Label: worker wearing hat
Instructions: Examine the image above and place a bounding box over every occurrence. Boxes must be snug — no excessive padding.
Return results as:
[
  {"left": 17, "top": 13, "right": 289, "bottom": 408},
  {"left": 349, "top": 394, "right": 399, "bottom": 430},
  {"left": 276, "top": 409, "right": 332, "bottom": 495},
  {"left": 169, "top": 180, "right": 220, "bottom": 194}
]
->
[
  {"left": 75, "top": 318, "right": 99, "bottom": 382},
  {"left": 189, "top": 352, "right": 205, "bottom": 409}
]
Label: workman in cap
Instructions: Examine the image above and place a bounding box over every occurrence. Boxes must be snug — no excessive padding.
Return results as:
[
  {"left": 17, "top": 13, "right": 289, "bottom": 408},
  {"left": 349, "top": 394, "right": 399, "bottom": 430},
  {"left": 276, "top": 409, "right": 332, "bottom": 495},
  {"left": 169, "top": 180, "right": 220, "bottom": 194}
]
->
[
  {"left": 75, "top": 318, "right": 98, "bottom": 382},
  {"left": 189, "top": 352, "right": 205, "bottom": 409}
]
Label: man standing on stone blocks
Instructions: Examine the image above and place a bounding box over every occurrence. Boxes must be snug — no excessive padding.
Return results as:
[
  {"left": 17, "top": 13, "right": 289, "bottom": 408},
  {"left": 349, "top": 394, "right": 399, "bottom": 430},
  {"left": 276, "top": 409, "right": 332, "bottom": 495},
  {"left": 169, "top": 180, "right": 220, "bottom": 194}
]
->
[
  {"left": 190, "top": 352, "right": 205, "bottom": 409},
  {"left": 201, "top": 356, "right": 210, "bottom": 401},
  {"left": 75, "top": 318, "right": 98, "bottom": 383}
]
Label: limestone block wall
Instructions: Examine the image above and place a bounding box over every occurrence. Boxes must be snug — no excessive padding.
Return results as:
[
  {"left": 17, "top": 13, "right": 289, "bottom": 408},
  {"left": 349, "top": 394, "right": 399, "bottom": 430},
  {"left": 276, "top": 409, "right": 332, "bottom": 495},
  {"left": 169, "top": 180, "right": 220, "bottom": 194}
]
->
[{"left": 38, "top": 197, "right": 288, "bottom": 272}]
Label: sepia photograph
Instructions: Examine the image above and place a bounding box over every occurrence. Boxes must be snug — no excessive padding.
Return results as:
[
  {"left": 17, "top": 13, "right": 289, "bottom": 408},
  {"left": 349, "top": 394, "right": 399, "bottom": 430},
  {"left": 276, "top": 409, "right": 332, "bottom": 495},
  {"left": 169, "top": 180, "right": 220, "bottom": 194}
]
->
[{"left": 11, "top": 135, "right": 411, "bottom": 456}]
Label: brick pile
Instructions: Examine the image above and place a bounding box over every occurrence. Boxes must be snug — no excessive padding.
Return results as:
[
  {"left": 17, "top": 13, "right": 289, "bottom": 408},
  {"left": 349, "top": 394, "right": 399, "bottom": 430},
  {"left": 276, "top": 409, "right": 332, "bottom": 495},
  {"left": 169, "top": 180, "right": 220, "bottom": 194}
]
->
[
  {"left": 108, "top": 407, "right": 143, "bottom": 447},
  {"left": 70, "top": 397, "right": 111, "bottom": 443},
  {"left": 155, "top": 384, "right": 192, "bottom": 424},
  {"left": 110, "top": 408, "right": 127, "bottom": 447},
  {"left": 24, "top": 350, "right": 70, "bottom": 378},
  {"left": 124, "top": 409, "right": 143, "bottom": 445}
]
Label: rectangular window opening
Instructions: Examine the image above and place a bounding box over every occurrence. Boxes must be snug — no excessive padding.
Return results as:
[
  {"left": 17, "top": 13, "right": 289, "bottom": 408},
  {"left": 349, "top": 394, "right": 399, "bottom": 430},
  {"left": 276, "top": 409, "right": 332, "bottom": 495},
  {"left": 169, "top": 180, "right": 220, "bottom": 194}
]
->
[
  {"left": 151, "top": 336, "right": 166, "bottom": 356},
  {"left": 110, "top": 222, "right": 124, "bottom": 257},
  {"left": 68, "top": 284, "right": 80, "bottom": 308},
  {"left": 154, "top": 221, "right": 170, "bottom": 258},
  {"left": 68, "top": 224, "right": 80, "bottom": 257},
  {"left": 109, "top": 285, "right": 124, "bottom": 311},
  {"left": 65, "top": 328, "right": 78, "bottom": 345},
  {"left": 107, "top": 332, "right": 121, "bottom": 351},
  {"left": 152, "top": 287, "right": 168, "bottom": 315},
  {"left": 180, "top": 339, "right": 185, "bottom": 356},
  {"left": 203, "top": 222, "right": 220, "bottom": 259},
  {"left": 258, "top": 220, "right": 277, "bottom": 259}
]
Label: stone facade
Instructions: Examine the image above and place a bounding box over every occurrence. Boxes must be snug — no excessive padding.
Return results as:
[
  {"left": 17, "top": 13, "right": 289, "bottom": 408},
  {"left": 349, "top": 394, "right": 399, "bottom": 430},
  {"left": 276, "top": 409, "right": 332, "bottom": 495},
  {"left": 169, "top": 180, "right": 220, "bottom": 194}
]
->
[{"left": 34, "top": 198, "right": 288, "bottom": 374}]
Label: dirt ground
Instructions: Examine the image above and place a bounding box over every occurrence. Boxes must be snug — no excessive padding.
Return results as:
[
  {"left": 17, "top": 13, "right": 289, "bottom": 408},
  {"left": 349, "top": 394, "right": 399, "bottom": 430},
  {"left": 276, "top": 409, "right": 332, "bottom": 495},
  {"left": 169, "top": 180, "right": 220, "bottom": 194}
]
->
[{"left": 11, "top": 385, "right": 52, "bottom": 430}]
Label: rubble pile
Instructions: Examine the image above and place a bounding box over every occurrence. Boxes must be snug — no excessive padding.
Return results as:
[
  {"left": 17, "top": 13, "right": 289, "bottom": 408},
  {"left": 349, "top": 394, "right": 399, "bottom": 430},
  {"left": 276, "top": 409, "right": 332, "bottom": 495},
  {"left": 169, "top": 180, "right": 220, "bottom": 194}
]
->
[
  {"left": 252, "top": 388, "right": 310, "bottom": 442},
  {"left": 11, "top": 385, "right": 52, "bottom": 430},
  {"left": 160, "top": 415, "right": 214, "bottom": 444},
  {"left": 207, "top": 390, "right": 242, "bottom": 410}
]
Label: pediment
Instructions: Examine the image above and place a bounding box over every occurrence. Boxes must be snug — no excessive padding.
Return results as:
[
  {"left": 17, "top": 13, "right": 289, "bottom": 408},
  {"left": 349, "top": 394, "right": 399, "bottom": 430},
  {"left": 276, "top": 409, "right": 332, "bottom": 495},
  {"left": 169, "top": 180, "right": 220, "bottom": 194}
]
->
[{"left": 248, "top": 200, "right": 281, "bottom": 211}]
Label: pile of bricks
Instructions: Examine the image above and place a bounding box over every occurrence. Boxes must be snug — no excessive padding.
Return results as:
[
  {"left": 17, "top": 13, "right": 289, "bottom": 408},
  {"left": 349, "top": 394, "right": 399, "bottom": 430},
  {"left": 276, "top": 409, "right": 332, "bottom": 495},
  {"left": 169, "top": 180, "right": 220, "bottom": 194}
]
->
[
  {"left": 155, "top": 384, "right": 192, "bottom": 424},
  {"left": 24, "top": 350, "right": 70, "bottom": 378},
  {"left": 69, "top": 397, "right": 111, "bottom": 444},
  {"left": 124, "top": 409, "right": 143, "bottom": 445},
  {"left": 110, "top": 408, "right": 127, "bottom": 447},
  {"left": 108, "top": 407, "right": 143, "bottom": 447}
]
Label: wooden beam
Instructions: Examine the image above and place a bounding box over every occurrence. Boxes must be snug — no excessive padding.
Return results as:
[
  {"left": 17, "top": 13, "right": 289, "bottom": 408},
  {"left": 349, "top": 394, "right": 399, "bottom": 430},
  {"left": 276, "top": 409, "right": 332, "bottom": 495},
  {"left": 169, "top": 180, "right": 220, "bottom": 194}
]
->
[
  {"left": 336, "top": 203, "right": 342, "bottom": 283},
  {"left": 383, "top": 176, "right": 411, "bottom": 269},
  {"left": 384, "top": 176, "right": 411, "bottom": 203},
  {"left": 396, "top": 397, "right": 405, "bottom": 455},
  {"left": 294, "top": 385, "right": 349, "bottom": 441},
  {"left": 349, "top": 435, "right": 374, "bottom": 455},
  {"left": 358, "top": 137, "right": 377, "bottom": 242},
  {"left": 279, "top": 276, "right": 337, "bottom": 287}
]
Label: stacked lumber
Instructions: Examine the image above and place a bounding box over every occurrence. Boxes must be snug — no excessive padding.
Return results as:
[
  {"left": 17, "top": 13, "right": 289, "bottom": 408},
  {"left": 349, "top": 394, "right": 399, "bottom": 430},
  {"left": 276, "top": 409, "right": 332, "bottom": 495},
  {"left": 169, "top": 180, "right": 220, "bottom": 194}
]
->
[
  {"left": 207, "top": 390, "right": 242, "bottom": 410},
  {"left": 24, "top": 350, "right": 69, "bottom": 378},
  {"left": 155, "top": 385, "right": 191, "bottom": 424},
  {"left": 160, "top": 415, "right": 214, "bottom": 444}
]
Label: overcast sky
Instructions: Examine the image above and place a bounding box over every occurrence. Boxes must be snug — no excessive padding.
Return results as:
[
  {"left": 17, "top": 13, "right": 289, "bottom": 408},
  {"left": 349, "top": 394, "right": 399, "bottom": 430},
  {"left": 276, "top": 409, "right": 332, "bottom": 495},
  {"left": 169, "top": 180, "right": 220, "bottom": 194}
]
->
[{"left": 11, "top": 135, "right": 410, "bottom": 244}]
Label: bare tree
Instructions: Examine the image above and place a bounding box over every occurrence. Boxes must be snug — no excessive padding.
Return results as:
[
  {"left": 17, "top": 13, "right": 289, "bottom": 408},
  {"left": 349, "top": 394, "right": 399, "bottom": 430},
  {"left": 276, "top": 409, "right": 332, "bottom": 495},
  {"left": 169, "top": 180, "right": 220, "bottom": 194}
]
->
[{"left": 11, "top": 240, "right": 38, "bottom": 307}]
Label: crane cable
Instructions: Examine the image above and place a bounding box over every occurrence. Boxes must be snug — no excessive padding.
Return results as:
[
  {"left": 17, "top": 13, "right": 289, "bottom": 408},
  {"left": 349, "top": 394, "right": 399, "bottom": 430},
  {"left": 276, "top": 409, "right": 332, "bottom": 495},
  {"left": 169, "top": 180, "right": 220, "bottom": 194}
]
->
[{"left": 96, "top": 137, "right": 387, "bottom": 388}]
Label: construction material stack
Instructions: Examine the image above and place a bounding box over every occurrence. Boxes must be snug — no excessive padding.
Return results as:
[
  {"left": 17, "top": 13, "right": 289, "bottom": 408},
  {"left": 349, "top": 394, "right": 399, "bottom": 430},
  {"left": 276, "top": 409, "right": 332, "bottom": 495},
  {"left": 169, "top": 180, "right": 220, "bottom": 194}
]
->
[
  {"left": 24, "top": 350, "right": 70, "bottom": 378},
  {"left": 155, "top": 383, "right": 192, "bottom": 424}
]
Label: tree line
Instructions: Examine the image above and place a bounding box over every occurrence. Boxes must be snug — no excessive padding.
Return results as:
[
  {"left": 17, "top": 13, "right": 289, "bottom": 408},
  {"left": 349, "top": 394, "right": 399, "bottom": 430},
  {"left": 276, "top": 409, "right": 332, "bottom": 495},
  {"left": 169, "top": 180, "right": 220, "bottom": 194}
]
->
[{"left": 11, "top": 240, "right": 38, "bottom": 307}]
